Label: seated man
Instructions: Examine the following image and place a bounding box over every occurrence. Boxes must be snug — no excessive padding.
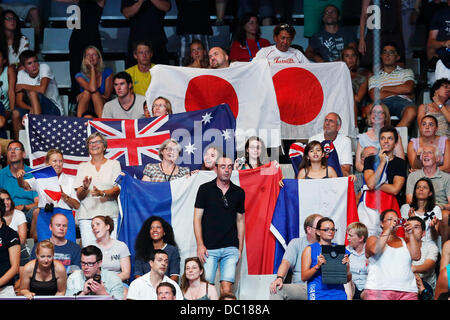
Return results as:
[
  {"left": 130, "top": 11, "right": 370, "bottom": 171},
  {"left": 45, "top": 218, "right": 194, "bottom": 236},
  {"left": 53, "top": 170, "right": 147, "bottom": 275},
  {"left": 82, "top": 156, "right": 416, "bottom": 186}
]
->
[
  {"left": 14, "top": 50, "right": 63, "bottom": 139},
  {"left": 308, "top": 112, "right": 353, "bottom": 176},
  {"left": 368, "top": 42, "right": 416, "bottom": 128},
  {"left": 102, "top": 72, "right": 146, "bottom": 119},
  {"left": 426, "top": 1, "right": 450, "bottom": 71},
  {"left": 305, "top": 5, "right": 357, "bottom": 62},
  {"left": 269, "top": 214, "right": 322, "bottom": 300},
  {"left": 30, "top": 213, "right": 81, "bottom": 274},
  {"left": 208, "top": 47, "right": 230, "bottom": 69},
  {"left": 254, "top": 23, "right": 309, "bottom": 64},
  {"left": 156, "top": 282, "right": 177, "bottom": 300},
  {"left": 127, "top": 249, "right": 183, "bottom": 300},
  {"left": 66, "top": 245, "right": 124, "bottom": 299},
  {"left": 405, "top": 144, "right": 450, "bottom": 241},
  {"left": 125, "top": 40, "right": 155, "bottom": 97}
]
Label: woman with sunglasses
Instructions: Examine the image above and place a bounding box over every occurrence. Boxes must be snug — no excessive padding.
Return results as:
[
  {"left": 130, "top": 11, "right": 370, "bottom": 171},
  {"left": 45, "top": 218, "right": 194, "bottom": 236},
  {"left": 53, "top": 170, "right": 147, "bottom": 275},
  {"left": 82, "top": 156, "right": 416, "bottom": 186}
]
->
[
  {"left": 180, "top": 257, "right": 218, "bottom": 300},
  {"left": 301, "top": 217, "right": 351, "bottom": 300},
  {"left": 364, "top": 209, "right": 421, "bottom": 300},
  {"left": 142, "top": 138, "right": 190, "bottom": 182}
]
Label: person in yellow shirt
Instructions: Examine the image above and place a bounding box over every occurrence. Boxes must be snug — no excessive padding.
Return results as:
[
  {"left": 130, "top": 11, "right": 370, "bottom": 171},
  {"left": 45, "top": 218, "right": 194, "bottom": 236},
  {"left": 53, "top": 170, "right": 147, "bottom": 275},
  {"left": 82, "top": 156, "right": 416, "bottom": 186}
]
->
[{"left": 125, "top": 40, "right": 155, "bottom": 96}]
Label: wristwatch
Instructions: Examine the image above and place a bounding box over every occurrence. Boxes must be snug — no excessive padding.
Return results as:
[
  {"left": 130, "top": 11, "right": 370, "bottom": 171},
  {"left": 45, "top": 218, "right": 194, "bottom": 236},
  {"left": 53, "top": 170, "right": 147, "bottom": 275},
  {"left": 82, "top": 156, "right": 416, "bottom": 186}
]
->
[{"left": 438, "top": 104, "right": 444, "bottom": 110}]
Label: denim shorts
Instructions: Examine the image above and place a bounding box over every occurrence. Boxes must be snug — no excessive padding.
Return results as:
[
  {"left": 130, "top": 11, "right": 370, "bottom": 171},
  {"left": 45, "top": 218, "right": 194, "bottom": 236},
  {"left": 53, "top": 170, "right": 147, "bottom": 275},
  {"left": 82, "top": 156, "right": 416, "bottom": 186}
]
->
[
  {"left": 203, "top": 246, "right": 240, "bottom": 284},
  {"left": 16, "top": 93, "right": 61, "bottom": 117},
  {"left": 381, "top": 96, "right": 415, "bottom": 118}
]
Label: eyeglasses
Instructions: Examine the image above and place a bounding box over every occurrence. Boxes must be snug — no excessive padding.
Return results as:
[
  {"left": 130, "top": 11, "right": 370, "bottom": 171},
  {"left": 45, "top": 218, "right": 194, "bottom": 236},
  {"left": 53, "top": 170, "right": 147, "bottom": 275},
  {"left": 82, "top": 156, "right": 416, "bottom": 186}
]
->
[
  {"left": 222, "top": 194, "right": 229, "bottom": 209},
  {"left": 87, "top": 140, "right": 103, "bottom": 146},
  {"left": 4, "top": 16, "right": 16, "bottom": 21},
  {"left": 319, "top": 228, "right": 337, "bottom": 232},
  {"left": 81, "top": 261, "right": 99, "bottom": 267},
  {"left": 7, "top": 147, "right": 22, "bottom": 152},
  {"left": 163, "top": 147, "right": 177, "bottom": 153},
  {"left": 382, "top": 50, "right": 397, "bottom": 55}
]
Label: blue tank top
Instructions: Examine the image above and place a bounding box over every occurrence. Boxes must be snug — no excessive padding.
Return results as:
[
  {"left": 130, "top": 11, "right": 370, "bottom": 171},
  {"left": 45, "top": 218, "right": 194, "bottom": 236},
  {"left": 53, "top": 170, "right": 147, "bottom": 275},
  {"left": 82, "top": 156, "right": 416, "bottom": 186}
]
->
[
  {"left": 307, "top": 242, "right": 348, "bottom": 300},
  {"left": 75, "top": 67, "right": 113, "bottom": 94}
]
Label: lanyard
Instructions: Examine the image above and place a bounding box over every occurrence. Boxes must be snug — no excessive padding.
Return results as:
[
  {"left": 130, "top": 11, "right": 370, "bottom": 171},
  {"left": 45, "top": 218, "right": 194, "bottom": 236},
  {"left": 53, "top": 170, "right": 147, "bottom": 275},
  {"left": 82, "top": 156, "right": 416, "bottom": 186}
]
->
[{"left": 246, "top": 40, "right": 261, "bottom": 61}]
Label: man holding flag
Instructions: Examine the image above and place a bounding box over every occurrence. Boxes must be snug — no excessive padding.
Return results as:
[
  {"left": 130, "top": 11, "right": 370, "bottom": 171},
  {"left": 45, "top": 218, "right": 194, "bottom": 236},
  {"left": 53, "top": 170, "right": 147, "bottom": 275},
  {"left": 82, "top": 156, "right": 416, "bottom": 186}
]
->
[{"left": 194, "top": 155, "right": 245, "bottom": 296}]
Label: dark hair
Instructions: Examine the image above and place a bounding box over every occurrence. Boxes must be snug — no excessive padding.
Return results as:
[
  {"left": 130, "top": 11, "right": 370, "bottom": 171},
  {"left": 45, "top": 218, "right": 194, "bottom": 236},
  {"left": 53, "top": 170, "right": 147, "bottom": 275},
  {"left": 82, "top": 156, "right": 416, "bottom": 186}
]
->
[
  {"left": 0, "top": 193, "right": 6, "bottom": 222},
  {"left": 430, "top": 78, "right": 450, "bottom": 100},
  {"left": 315, "top": 217, "right": 335, "bottom": 241},
  {"left": 7, "top": 140, "right": 24, "bottom": 151},
  {"left": 149, "top": 249, "right": 168, "bottom": 262},
  {"left": 235, "top": 12, "right": 261, "bottom": 46},
  {"left": 407, "top": 216, "right": 426, "bottom": 231},
  {"left": 244, "top": 136, "right": 265, "bottom": 168},
  {"left": 380, "top": 209, "right": 398, "bottom": 222},
  {"left": 323, "top": 4, "right": 340, "bottom": 16},
  {"left": 0, "top": 10, "right": 23, "bottom": 56},
  {"left": 0, "top": 188, "right": 15, "bottom": 212},
  {"left": 81, "top": 245, "right": 103, "bottom": 261},
  {"left": 184, "top": 39, "right": 208, "bottom": 67},
  {"left": 135, "top": 216, "right": 177, "bottom": 261},
  {"left": 157, "top": 282, "right": 176, "bottom": 295},
  {"left": 113, "top": 71, "right": 132, "bottom": 86},
  {"left": 180, "top": 257, "right": 208, "bottom": 293},
  {"left": 410, "top": 178, "right": 436, "bottom": 212},
  {"left": 92, "top": 215, "right": 114, "bottom": 234},
  {"left": 19, "top": 49, "right": 37, "bottom": 67},
  {"left": 382, "top": 41, "right": 400, "bottom": 54},
  {"left": 420, "top": 114, "right": 438, "bottom": 128},
  {"left": 298, "top": 140, "right": 328, "bottom": 173},
  {"left": 132, "top": 40, "right": 153, "bottom": 53},
  {"left": 379, "top": 126, "right": 398, "bottom": 143},
  {"left": 273, "top": 23, "right": 296, "bottom": 37}
]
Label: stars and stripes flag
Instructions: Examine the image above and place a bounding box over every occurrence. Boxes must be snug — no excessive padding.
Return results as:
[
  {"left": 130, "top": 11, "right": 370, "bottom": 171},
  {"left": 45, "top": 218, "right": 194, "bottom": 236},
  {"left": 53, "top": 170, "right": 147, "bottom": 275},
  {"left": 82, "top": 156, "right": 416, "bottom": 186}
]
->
[{"left": 25, "top": 105, "right": 236, "bottom": 178}]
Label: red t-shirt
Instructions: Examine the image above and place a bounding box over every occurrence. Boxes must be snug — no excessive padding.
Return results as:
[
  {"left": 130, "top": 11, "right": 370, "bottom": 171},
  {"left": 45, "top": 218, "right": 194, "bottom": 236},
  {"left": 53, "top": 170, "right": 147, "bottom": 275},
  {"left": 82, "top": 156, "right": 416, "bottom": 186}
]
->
[{"left": 229, "top": 38, "right": 271, "bottom": 62}]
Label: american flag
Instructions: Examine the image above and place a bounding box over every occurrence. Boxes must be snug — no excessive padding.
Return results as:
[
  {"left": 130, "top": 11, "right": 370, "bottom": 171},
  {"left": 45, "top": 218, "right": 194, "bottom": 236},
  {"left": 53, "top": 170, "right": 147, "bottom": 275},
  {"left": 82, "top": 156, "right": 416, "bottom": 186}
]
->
[
  {"left": 25, "top": 104, "right": 237, "bottom": 178},
  {"left": 25, "top": 115, "right": 90, "bottom": 176}
]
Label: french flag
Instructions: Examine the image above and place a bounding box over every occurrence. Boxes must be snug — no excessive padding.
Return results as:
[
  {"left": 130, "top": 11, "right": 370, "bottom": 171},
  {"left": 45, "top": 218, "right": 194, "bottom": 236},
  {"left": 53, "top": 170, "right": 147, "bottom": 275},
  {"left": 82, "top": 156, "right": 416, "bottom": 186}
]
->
[
  {"left": 28, "top": 166, "right": 62, "bottom": 203},
  {"left": 116, "top": 162, "right": 282, "bottom": 293}
]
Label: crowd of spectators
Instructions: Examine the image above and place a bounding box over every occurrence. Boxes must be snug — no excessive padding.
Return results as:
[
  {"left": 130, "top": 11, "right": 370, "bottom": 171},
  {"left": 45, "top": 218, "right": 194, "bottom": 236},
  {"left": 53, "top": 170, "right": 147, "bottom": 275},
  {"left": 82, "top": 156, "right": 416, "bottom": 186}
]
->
[{"left": 0, "top": 0, "right": 449, "bottom": 301}]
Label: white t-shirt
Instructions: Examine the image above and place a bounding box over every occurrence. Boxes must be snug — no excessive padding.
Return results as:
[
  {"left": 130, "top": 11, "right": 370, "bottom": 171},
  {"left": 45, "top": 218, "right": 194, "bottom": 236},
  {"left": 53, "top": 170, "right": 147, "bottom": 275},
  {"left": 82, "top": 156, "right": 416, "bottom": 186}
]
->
[
  {"left": 26, "top": 172, "right": 78, "bottom": 209},
  {"left": 253, "top": 45, "right": 309, "bottom": 64},
  {"left": 102, "top": 93, "right": 146, "bottom": 119},
  {"left": 309, "top": 132, "right": 353, "bottom": 166},
  {"left": 127, "top": 273, "right": 183, "bottom": 300},
  {"left": 6, "top": 209, "right": 27, "bottom": 232},
  {"left": 8, "top": 35, "right": 29, "bottom": 66},
  {"left": 73, "top": 159, "right": 121, "bottom": 220},
  {"left": 412, "top": 240, "right": 438, "bottom": 289},
  {"left": 95, "top": 239, "right": 131, "bottom": 275},
  {"left": 17, "top": 63, "right": 63, "bottom": 115}
]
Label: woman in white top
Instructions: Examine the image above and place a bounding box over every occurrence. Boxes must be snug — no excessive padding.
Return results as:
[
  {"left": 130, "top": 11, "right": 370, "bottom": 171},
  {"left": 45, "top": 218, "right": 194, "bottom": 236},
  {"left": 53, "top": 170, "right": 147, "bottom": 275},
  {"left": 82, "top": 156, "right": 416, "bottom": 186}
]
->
[
  {"left": 400, "top": 177, "right": 441, "bottom": 243},
  {"left": 1, "top": 10, "right": 30, "bottom": 66},
  {"left": 364, "top": 209, "right": 421, "bottom": 300},
  {"left": 0, "top": 188, "right": 29, "bottom": 265},
  {"left": 74, "top": 132, "right": 121, "bottom": 247},
  {"left": 17, "top": 149, "right": 80, "bottom": 243},
  {"left": 91, "top": 215, "right": 131, "bottom": 298}
]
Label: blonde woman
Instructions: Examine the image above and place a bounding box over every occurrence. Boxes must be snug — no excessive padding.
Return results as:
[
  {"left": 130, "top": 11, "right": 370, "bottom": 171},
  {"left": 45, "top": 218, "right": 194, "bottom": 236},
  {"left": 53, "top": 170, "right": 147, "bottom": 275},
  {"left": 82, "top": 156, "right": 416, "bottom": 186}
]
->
[
  {"left": 151, "top": 96, "right": 173, "bottom": 117},
  {"left": 75, "top": 46, "right": 113, "bottom": 117}
]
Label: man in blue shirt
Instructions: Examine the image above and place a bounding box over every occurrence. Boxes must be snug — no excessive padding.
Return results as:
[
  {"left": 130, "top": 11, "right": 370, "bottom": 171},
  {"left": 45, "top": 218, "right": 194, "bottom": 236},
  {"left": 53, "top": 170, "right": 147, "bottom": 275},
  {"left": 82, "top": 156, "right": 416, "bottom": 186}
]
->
[{"left": 0, "top": 140, "right": 38, "bottom": 239}]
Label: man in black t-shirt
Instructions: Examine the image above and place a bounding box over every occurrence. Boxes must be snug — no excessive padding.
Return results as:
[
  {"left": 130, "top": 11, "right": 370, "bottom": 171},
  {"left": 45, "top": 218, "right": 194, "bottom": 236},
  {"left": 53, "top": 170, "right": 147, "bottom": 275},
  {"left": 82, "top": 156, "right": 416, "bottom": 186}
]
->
[
  {"left": 363, "top": 126, "right": 407, "bottom": 207},
  {"left": 427, "top": 0, "right": 450, "bottom": 68},
  {"left": 305, "top": 5, "right": 357, "bottom": 62},
  {"left": 194, "top": 156, "right": 245, "bottom": 296},
  {"left": 121, "top": 0, "right": 171, "bottom": 67}
]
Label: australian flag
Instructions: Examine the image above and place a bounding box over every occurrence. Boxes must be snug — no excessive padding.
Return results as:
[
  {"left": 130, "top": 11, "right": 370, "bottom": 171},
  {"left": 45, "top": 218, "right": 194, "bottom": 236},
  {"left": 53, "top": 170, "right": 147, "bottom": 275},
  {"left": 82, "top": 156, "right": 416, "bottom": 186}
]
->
[{"left": 25, "top": 104, "right": 236, "bottom": 178}]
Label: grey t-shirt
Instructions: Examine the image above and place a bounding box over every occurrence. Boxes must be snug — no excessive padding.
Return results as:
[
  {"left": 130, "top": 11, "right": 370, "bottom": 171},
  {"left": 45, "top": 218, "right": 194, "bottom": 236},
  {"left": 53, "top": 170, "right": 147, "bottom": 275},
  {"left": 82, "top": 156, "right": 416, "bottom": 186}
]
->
[
  {"left": 102, "top": 93, "right": 146, "bottom": 119},
  {"left": 282, "top": 236, "right": 312, "bottom": 284}
]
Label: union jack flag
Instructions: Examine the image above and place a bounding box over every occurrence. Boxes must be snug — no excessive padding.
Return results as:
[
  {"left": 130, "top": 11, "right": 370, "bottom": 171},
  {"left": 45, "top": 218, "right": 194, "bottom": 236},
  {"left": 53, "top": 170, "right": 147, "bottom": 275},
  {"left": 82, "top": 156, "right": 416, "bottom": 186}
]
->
[{"left": 25, "top": 104, "right": 237, "bottom": 179}]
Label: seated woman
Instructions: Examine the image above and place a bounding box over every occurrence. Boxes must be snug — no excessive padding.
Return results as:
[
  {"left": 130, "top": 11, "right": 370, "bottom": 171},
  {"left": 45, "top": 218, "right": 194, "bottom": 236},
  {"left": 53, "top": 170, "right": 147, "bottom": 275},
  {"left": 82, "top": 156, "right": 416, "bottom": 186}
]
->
[
  {"left": 301, "top": 217, "right": 351, "bottom": 300},
  {"left": 180, "top": 257, "right": 218, "bottom": 300},
  {"left": 401, "top": 177, "right": 441, "bottom": 243},
  {"left": 91, "top": 215, "right": 131, "bottom": 297},
  {"left": 0, "top": 189, "right": 29, "bottom": 266},
  {"left": 417, "top": 78, "right": 450, "bottom": 138},
  {"left": 185, "top": 40, "right": 209, "bottom": 68},
  {"left": 75, "top": 46, "right": 113, "bottom": 117},
  {"left": 19, "top": 240, "right": 67, "bottom": 299},
  {"left": 142, "top": 138, "right": 190, "bottom": 182},
  {"left": 407, "top": 115, "right": 450, "bottom": 173},
  {"left": 151, "top": 96, "right": 173, "bottom": 117},
  {"left": 234, "top": 136, "right": 267, "bottom": 170},
  {"left": 1, "top": 10, "right": 29, "bottom": 67},
  {"left": 297, "top": 140, "right": 338, "bottom": 179},
  {"left": 134, "top": 216, "right": 180, "bottom": 282},
  {"left": 355, "top": 103, "right": 405, "bottom": 172}
]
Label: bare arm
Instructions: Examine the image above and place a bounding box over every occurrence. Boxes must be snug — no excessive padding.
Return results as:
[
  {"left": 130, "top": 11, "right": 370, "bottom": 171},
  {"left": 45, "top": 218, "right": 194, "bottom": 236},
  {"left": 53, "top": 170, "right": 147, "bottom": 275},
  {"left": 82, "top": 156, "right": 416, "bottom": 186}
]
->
[
  {"left": 122, "top": 0, "right": 144, "bottom": 19},
  {"left": 150, "top": 0, "right": 171, "bottom": 12},
  {"left": 117, "top": 256, "right": 131, "bottom": 282},
  {"left": 358, "top": 0, "right": 370, "bottom": 55},
  {"left": 379, "top": 175, "right": 406, "bottom": 196},
  {"left": 236, "top": 212, "right": 245, "bottom": 260},
  {"left": 380, "top": 80, "right": 415, "bottom": 96},
  {"left": 305, "top": 45, "right": 324, "bottom": 63},
  {"left": 7, "top": 65, "right": 16, "bottom": 109},
  {"left": 102, "top": 73, "right": 113, "bottom": 100},
  {"left": 0, "top": 244, "right": 20, "bottom": 288},
  {"left": 439, "top": 139, "right": 450, "bottom": 173},
  {"left": 55, "top": 261, "right": 67, "bottom": 296},
  {"left": 16, "top": 77, "right": 51, "bottom": 95},
  {"left": 193, "top": 207, "right": 208, "bottom": 263}
]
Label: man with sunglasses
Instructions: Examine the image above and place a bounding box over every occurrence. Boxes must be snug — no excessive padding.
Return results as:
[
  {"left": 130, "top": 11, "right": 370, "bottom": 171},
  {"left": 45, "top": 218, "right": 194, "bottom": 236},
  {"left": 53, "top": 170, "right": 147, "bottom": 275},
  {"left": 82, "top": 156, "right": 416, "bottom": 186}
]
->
[
  {"left": 194, "top": 156, "right": 245, "bottom": 296},
  {"left": 66, "top": 245, "right": 124, "bottom": 299},
  {"left": 253, "top": 23, "right": 309, "bottom": 64},
  {"left": 368, "top": 42, "right": 417, "bottom": 128}
]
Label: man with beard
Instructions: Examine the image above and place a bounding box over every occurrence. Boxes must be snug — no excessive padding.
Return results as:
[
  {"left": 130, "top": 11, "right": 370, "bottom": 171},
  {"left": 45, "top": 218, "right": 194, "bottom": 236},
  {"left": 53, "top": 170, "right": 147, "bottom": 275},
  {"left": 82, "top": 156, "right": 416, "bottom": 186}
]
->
[{"left": 208, "top": 47, "right": 229, "bottom": 69}]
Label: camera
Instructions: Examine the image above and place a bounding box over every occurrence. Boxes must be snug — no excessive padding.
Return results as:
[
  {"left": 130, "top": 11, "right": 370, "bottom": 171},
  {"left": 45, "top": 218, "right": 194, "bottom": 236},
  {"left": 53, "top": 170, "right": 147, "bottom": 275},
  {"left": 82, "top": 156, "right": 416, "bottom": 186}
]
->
[
  {"left": 93, "top": 274, "right": 101, "bottom": 283},
  {"left": 396, "top": 218, "right": 406, "bottom": 226},
  {"left": 236, "top": 156, "right": 246, "bottom": 165},
  {"left": 44, "top": 203, "right": 54, "bottom": 212}
]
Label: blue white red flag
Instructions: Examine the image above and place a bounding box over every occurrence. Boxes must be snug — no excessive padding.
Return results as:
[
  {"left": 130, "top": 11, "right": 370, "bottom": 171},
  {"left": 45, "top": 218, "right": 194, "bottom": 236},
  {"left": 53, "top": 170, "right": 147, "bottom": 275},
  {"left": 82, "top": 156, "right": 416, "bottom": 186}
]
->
[{"left": 28, "top": 165, "right": 62, "bottom": 202}]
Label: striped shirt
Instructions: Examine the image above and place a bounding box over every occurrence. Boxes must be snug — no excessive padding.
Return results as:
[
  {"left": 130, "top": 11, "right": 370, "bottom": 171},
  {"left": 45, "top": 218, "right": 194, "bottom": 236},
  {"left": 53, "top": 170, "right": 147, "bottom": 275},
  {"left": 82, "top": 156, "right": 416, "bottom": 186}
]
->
[{"left": 368, "top": 66, "right": 415, "bottom": 101}]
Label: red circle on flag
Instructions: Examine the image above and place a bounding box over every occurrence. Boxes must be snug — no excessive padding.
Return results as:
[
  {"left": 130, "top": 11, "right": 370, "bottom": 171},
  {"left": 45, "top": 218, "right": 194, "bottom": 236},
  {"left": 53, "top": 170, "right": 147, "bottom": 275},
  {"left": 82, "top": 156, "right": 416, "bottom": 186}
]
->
[
  {"left": 272, "top": 67, "right": 324, "bottom": 125},
  {"left": 185, "top": 75, "right": 239, "bottom": 118}
]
